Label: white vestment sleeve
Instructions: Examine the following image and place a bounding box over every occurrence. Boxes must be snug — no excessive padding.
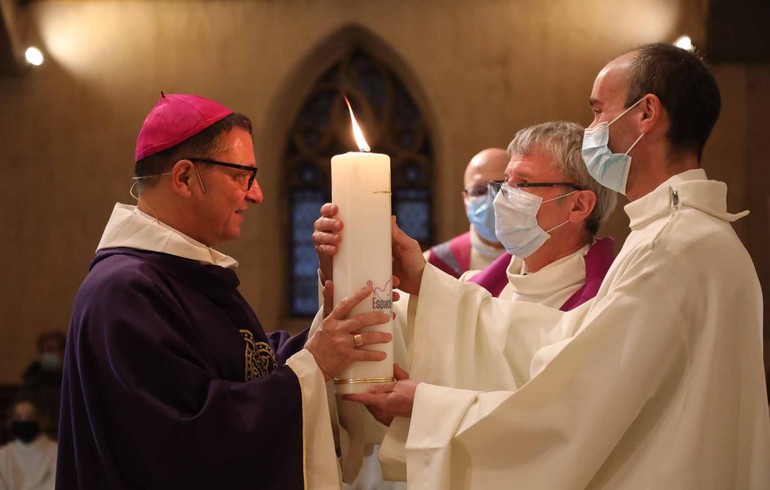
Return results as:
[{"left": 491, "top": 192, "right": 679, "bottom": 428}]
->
[
  {"left": 379, "top": 417, "right": 409, "bottom": 481},
  {"left": 286, "top": 349, "right": 342, "bottom": 489},
  {"left": 404, "top": 384, "right": 485, "bottom": 488},
  {"left": 408, "top": 265, "right": 568, "bottom": 391}
]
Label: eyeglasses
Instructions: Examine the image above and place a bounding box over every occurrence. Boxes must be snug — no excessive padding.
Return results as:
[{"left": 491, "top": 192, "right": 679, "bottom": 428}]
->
[
  {"left": 463, "top": 185, "right": 490, "bottom": 199},
  {"left": 487, "top": 180, "right": 582, "bottom": 198},
  {"left": 186, "top": 158, "right": 258, "bottom": 192}
]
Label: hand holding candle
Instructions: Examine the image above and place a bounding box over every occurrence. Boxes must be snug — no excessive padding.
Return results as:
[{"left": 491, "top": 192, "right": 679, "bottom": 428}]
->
[
  {"left": 331, "top": 97, "right": 394, "bottom": 394},
  {"left": 304, "top": 284, "right": 392, "bottom": 382}
]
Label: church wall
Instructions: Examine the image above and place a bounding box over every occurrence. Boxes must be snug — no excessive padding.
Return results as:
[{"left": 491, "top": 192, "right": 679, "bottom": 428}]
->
[
  {"left": 747, "top": 65, "right": 770, "bottom": 341},
  {"left": 706, "top": 64, "right": 770, "bottom": 340},
  {"left": 1, "top": 0, "right": 754, "bottom": 384}
]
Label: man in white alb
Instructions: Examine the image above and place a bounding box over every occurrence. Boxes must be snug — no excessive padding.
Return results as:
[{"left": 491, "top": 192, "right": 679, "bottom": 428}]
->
[{"left": 348, "top": 43, "right": 770, "bottom": 489}]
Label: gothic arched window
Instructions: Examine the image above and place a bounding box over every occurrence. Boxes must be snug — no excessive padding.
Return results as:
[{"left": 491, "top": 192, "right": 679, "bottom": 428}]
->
[{"left": 285, "top": 49, "right": 434, "bottom": 316}]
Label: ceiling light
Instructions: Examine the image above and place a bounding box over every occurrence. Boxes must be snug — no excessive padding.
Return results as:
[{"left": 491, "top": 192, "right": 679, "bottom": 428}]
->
[
  {"left": 25, "top": 46, "right": 44, "bottom": 66},
  {"left": 673, "top": 35, "right": 694, "bottom": 52}
]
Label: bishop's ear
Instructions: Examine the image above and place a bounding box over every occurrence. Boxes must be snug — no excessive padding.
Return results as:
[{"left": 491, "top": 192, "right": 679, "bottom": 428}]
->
[{"left": 170, "top": 159, "right": 195, "bottom": 197}]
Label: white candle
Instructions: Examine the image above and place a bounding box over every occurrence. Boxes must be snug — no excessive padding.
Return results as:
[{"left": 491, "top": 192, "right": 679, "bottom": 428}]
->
[{"left": 331, "top": 150, "right": 393, "bottom": 394}]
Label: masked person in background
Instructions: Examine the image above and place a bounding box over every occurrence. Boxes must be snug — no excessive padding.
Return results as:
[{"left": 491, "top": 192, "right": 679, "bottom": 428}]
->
[
  {"left": 20, "top": 331, "right": 66, "bottom": 440},
  {"left": 350, "top": 43, "right": 769, "bottom": 489},
  {"left": 425, "top": 149, "right": 509, "bottom": 277},
  {"left": 0, "top": 396, "right": 57, "bottom": 490}
]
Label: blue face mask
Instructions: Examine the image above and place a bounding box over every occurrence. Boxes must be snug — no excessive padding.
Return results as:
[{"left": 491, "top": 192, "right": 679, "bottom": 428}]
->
[
  {"left": 582, "top": 98, "right": 645, "bottom": 195},
  {"left": 492, "top": 184, "right": 572, "bottom": 258},
  {"left": 466, "top": 194, "right": 499, "bottom": 243},
  {"left": 40, "top": 352, "right": 62, "bottom": 372}
]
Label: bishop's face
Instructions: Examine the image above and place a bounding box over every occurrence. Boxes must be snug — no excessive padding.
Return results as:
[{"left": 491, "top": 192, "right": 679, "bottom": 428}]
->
[{"left": 188, "top": 128, "right": 262, "bottom": 246}]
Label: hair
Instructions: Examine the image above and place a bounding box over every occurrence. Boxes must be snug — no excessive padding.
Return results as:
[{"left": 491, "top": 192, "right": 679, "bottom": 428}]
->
[
  {"left": 36, "top": 330, "right": 66, "bottom": 354},
  {"left": 507, "top": 121, "right": 617, "bottom": 236},
  {"left": 625, "top": 43, "right": 721, "bottom": 162},
  {"left": 133, "top": 112, "right": 253, "bottom": 191}
]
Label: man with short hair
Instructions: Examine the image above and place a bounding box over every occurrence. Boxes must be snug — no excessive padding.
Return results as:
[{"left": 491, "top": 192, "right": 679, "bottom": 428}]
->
[
  {"left": 464, "top": 121, "right": 616, "bottom": 308},
  {"left": 57, "top": 93, "right": 391, "bottom": 489},
  {"left": 352, "top": 43, "right": 770, "bottom": 488},
  {"left": 425, "top": 148, "right": 508, "bottom": 277},
  {"left": 413, "top": 120, "right": 617, "bottom": 389}
]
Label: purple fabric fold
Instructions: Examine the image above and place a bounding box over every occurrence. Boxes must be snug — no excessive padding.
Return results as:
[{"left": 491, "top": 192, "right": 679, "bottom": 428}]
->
[
  {"left": 559, "top": 237, "right": 615, "bottom": 311},
  {"left": 467, "top": 250, "right": 512, "bottom": 297}
]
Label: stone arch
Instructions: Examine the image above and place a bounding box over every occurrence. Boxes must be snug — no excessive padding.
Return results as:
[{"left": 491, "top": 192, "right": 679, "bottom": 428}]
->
[{"left": 263, "top": 24, "right": 440, "bottom": 317}]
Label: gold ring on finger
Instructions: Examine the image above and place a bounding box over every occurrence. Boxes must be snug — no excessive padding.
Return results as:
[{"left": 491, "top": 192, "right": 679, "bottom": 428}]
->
[{"left": 353, "top": 333, "right": 364, "bottom": 348}]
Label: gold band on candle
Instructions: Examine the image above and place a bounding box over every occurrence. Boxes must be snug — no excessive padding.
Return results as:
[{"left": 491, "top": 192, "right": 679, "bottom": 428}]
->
[{"left": 333, "top": 377, "right": 395, "bottom": 385}]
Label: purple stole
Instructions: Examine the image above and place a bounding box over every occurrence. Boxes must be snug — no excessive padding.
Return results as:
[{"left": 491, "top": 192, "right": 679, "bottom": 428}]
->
[
  {"left": 427, "top": 231, "right": 472, "bottom": 279},
  {"left": 468, "top": 237, "right": 615, "bottom": 311},
  {"left": 466, "top": 250, "right": 511, "bottom": 297}
]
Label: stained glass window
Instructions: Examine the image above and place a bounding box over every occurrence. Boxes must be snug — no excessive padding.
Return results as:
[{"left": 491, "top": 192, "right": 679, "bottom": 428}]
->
[{"left": 285, "top": 49, "right": 434, "bottom": 316}]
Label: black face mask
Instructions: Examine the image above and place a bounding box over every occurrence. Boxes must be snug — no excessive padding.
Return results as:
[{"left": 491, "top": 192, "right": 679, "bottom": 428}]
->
[{"left": 12, "top": 421, "right": 40, "bottom": 443}]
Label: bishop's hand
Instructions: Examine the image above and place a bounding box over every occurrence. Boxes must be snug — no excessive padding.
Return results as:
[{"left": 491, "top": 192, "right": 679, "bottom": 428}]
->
[{"left": 305, "top": 284, "right": 392, "bottom": 381}]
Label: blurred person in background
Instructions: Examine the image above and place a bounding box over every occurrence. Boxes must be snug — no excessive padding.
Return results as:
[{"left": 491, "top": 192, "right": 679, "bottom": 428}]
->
[{"left": 0, "top": 396, "right": 57, "bottom": 490}]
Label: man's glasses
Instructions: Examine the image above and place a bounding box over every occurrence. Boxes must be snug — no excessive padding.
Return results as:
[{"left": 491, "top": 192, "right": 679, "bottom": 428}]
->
[
  {"left": 186, "top": 158, "right": 258, "bottom": 192},
  {"left": 487, "top": 180, "right": 582, "bottom": 198},
  {"left": 463, "top": 185, "right": 490, "bottom": 199}
]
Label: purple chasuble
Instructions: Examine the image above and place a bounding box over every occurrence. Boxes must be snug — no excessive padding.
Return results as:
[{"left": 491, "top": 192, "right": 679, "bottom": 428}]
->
[
  {"left": 57, "top": 248, "right": 308, "bottom": 490},
  {"left": 468, "top": 237, "right": 616, "bottom": 311}
]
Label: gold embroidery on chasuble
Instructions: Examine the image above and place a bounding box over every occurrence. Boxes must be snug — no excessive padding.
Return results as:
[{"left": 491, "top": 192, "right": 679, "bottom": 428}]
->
[{"left": 239, "top": 329, "right": 277, "bottom": 380}]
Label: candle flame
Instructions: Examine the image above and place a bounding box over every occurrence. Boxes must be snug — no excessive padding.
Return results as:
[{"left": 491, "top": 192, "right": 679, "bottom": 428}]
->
[{"left": 343, "top": 95, "right": 371, "bottom": 152}]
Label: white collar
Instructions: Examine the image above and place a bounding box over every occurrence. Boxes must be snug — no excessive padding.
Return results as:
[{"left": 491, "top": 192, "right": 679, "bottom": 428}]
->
[
  {"left": 625, "top": 168, "right": 748, "bottom": 230},
  {"left": 13, "top": 435, "right": 52, "bottom": 452},
  {"left": 507, "top": 244, "right": 589, "bottom": 296},
  {"left": 96, "top": 203, "right": 239, "bottom": 268}
]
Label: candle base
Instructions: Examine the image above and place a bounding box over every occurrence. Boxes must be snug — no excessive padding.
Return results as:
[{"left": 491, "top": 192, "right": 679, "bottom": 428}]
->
[{"left": 333, "top": 376, "right": 395, "bottom": 394}]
